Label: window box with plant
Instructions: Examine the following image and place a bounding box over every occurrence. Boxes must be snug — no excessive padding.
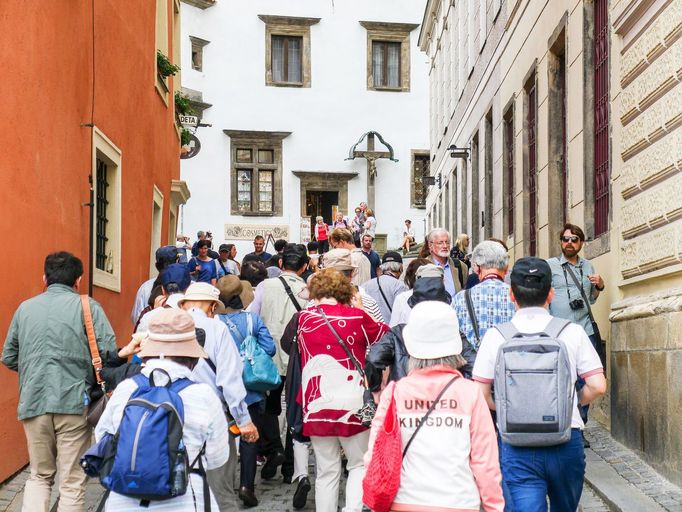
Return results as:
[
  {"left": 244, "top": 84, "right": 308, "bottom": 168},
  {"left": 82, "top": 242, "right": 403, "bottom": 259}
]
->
[{"left": 156, "top": 50, "right": 180, "bottom": 92}]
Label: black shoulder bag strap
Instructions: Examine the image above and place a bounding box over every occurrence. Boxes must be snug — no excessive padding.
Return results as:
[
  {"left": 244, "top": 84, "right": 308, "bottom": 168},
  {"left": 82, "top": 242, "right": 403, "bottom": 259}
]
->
[
  {"left": 315, "top": 306, "right": 366, "bottom": 381},
  {"left": 376, "top": 277, "right": 392, "bottom": 313},
  {"left": 562, "top": 262, "right": 605, "bottom": 366},
  {"left": 279, "top": 276, "right": 303, "bottom": 312},
  {"left": 217, "top": 258, "right": 228, "bottom": 274},
  {"left": 402, "top": 375, "right": 459, "bottom": 457},
  {"left": 464, "top": 288, "right": 481, "bottom": 350}
]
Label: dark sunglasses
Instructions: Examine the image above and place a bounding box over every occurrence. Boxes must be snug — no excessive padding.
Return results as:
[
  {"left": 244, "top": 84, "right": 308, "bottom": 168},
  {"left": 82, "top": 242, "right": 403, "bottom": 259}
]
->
[{"left": 561, "top": 236, "right": 580, "bottom": 243}]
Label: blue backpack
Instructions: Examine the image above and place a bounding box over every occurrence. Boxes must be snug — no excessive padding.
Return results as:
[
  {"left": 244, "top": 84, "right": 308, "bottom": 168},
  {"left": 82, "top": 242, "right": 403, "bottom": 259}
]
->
[{"left": 99, "top": 369, "right": 202, "bottom": 504}]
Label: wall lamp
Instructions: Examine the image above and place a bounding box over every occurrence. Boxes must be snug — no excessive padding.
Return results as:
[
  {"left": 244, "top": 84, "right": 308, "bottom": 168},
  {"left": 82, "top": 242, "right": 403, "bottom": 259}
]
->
[
  {"left": 448, "top": 144, "right": 470, "bottom": 159},
  {"left": 421, "top": 174, "right": 442, "bottom": 189}
]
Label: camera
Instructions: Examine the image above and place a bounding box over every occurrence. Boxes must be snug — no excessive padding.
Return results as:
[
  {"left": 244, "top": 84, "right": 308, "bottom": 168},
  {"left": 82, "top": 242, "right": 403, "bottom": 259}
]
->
[
  {"left": 206, "top": 231, "right": 213, "bottom": 239},
  {"left": 569, "top": 298, "right": 584, "bottom": 310}
]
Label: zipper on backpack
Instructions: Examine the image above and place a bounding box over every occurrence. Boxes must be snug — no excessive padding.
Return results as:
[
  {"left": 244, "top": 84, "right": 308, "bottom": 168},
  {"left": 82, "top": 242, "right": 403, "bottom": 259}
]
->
[
  {"left": 507, "top": 369, "right": 555, "bottom": 374},
  {"left": 131, "top": 410, "right": 150, "bottom": 471}
]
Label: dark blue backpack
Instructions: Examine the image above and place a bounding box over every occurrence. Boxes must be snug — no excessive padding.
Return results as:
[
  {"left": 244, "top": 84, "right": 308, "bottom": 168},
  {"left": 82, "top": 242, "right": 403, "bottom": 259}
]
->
[{"left": 101, "top": 369, "right": 197, "bottom": 503}]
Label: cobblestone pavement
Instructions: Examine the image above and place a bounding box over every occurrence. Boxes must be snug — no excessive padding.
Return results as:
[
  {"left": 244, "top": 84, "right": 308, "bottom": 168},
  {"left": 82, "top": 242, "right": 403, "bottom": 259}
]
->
[
  {"left": 0, "top": 459, "right": 607, "bottom": 512},
  {"left": 584, "top": 422, "right": 682, "bottom": 511}
]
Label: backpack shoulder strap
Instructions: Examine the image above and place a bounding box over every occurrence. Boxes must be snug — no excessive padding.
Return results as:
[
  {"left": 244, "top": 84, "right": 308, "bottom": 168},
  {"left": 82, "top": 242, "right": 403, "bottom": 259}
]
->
[
  {"left": 169, "top": 377, "right": 194, "bottom": 394},
  {"left": 132, "top": 373, "right": 149, "bottom": 388},
  {"left": 495, "top": 321, "right": 521, "bottom": 341},
  {"left": 542, "top": 317, "right": 571, "bottom": 339},
  {"left": 222, "top": 315, "right": 245, "bottom": 344}
]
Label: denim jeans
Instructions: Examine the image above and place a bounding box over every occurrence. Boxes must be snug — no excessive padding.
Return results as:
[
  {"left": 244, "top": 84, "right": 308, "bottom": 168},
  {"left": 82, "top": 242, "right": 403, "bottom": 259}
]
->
[{"left": 500, "top": 429, "right": 586, "bottom": 512}]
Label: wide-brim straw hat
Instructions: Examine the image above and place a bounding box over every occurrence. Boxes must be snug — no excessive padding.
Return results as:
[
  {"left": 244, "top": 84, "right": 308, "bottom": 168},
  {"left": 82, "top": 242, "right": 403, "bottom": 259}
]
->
[
  {"left": 139, "top": 308, "right": 208, "bottom": 359},
  {"left": 177, "top": 282, "right": 225, "bottom": 309}
]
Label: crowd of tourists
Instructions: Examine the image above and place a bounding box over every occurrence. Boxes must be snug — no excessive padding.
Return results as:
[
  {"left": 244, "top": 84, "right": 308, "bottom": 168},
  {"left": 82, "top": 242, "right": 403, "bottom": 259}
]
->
[{"left": 3, "top": 218, "right": 606, "bottom": 512}]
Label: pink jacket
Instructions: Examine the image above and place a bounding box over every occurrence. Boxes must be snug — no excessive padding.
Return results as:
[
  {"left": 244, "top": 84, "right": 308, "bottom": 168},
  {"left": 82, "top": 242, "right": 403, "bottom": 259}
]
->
[{"left": 364, "top": 366, "right": 504, "bottom": 512}]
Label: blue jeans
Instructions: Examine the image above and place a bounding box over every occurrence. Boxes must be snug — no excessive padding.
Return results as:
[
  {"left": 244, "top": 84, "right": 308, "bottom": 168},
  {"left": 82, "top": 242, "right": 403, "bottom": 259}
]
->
[{"left": 500, "top": 429, "right": 586, "bottom": 512}]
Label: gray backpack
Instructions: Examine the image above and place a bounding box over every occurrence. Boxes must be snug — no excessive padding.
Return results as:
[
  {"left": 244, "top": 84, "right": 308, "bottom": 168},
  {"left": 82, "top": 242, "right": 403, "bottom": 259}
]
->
[{"left": 494, "top": 317, "right": 574, "bottom": 447}]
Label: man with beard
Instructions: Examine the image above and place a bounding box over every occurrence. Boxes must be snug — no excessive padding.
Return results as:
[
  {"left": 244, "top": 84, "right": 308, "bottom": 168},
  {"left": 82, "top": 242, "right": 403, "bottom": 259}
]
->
[{"left": 548, "top": 223, "right": 605, "bottom": 446}]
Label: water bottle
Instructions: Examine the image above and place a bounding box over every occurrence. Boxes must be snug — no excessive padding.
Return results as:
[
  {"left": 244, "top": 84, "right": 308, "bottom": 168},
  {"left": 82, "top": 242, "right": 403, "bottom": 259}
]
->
[{"left": 170, "top": 449, "right": 188, "bottom": 497}]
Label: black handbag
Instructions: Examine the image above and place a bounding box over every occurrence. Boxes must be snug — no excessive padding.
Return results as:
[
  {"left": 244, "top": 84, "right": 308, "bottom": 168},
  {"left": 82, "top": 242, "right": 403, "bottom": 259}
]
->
[{"left": 284, "top": 313, "right": 305, "bottom": 438}]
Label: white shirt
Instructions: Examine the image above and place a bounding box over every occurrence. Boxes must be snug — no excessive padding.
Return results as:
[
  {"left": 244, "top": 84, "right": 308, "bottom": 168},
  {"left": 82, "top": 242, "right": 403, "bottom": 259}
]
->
[
  {"left": 389, "top": 289, "right": 413, "bottom": 327},
  {"left": 95, "top": 359, "right": 229, "bottom": 511},
  {"left": 472, "top": 307, "right": 603, "bottom": 429},
  {"left": 130, "top": 278, "right": 155, "bottom": 325}
]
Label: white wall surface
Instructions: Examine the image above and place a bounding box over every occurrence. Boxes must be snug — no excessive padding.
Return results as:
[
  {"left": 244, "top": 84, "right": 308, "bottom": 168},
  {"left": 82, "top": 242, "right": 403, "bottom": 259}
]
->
[{"left": 180, "top": 0, "right": 429, "bottom": 257}]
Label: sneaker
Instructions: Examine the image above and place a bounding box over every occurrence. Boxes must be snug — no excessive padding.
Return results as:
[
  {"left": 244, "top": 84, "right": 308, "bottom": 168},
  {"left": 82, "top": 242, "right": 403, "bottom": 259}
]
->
[
  {"left": 293, "top": 476, "right": 311, "bottom": 509},
  {"left": 261, "top": 451, "right": 285, "bottom": 480},
  {"left": 256, "top": 455, "right": 265, "bottom": 466},
  {"left": 238, "top": 487, "right": 259, "bottom": 508}
]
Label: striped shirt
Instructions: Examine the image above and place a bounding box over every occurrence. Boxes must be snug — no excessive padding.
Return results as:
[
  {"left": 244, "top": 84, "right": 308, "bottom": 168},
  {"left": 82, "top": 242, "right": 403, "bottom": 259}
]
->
[{"left": 95, "top": 359, "right": 230, "bottom": 511}]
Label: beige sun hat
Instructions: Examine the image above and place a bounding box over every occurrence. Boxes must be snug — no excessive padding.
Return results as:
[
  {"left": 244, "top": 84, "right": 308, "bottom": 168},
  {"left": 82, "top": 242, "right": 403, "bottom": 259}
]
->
[
  {"left": 177, "top": 282, "right": 225, "bottom": 309},
  {"left": 321, "top": 248, "right": 357, "bottom": 271},
  {"left": 138, "top": 308, "right": 208, "bottom": 359}
]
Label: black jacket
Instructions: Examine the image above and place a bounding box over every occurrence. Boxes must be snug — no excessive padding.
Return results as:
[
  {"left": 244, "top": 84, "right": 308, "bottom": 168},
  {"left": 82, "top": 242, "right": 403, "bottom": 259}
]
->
[{"left": 365, "top": 324, "right": 409, "bottom": 392}]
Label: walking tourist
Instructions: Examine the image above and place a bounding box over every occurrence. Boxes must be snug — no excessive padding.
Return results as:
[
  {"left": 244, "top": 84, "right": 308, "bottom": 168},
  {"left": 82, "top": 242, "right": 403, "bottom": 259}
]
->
[
  {"left": 350, "top": 207, "right": 365, "bottom": 247},
  {"left": 188, "top": 240, "right": 218, "bottom": 285},
  {"left": 472, "top": 257, "right": 607, "bottom": 511},
  {"left": 245, "top": 235, "right": 272, "bottom": 263},
  {"left": 360, "top": 234, "right": 381, "bottom": 279},
  {"left": 332, "top": 211, "right": 349, "bottom": 229},
  {"left": 314, "top": 216, "right": 330, "bottom": 253},
  {"left": 453, "top": 240, "right": 515, "bottom": 377},
  {"left": 363, "top": 251, "right": 407, "bottom": 323},
  {"left": 364, "top": 301, "right": 504, "bottom": 511},
  {"left": 130, "top": 245, "right": 179, "bottom": 325},
  {"left": 450, "top": 233, "right": 471, "bottom": 265},
  {"left": 389, "top": 262, "right": 450, "bottom": 327},
  {"left": 215, "top": 243, "right": 238, "bottom": 278},
  {"left": 295, "top": 268, "right": 388, "bottom": 512},
  {"left": 94, "top": 308, "right": 230, "bottom": 511},
  {"left": 3, "top": 252, "right": 117, "bottom": 512},
  {"left": 363, "top": 208, "right": 377, "bottom": 238},
  {"left": 329, "top": 228, "right": 371, "bottom": 286}
]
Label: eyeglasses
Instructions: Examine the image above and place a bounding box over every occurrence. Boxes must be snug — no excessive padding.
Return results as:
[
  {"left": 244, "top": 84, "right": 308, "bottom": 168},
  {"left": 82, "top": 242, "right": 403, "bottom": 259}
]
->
[
  {"left": 561, "top": 236, "right": 580, "bottom": 243},
  {"left": 431, "top": 240, "right": 450, "bottom": 246}
]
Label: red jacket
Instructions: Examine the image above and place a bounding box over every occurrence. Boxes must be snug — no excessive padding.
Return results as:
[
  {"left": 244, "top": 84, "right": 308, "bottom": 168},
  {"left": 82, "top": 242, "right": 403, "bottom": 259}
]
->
[{"left": 298, "top": 303, "right": 388, "bottom": 437}]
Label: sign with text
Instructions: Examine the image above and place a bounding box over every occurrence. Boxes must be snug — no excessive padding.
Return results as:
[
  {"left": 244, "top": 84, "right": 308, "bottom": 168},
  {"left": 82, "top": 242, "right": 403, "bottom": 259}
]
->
[
  {"left": 224, "top": 224, "right": 289, "bottom": 241},
  {"left": 300, "top": 217, "right": 312, "bottom": 244},
  {"left": 179, "top": 115, "right": 198, "bottom": 126}
]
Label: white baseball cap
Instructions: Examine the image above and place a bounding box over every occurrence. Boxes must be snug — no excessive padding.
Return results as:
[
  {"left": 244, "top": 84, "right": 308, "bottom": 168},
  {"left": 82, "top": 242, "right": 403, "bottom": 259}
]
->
[{"left": 403, "top": 301, "right": 462, "bottom": 359}]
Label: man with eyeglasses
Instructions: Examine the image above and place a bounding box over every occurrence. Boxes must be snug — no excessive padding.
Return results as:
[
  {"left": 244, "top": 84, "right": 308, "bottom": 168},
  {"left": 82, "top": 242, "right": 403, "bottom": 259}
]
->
[
  {"left": 426, "top": 228, "right": 468, "bottom": 300},
  {"left": 547, "top": 223, "right": 605, "bottom": 446}
]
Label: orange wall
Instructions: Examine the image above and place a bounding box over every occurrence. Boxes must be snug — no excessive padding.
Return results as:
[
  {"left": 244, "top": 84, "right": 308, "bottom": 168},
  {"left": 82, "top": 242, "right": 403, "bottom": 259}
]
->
[{"left": 0, "top": 1, "right": 180, "bottom": 481}]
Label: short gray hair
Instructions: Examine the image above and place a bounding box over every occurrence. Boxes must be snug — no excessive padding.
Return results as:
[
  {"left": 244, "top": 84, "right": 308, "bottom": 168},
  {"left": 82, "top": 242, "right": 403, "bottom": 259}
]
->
[
  {"left": 427, "top": 227, "right": 450, "bottom": 243},
  {"left": 471, "top": 240, "right": 509, "bottom": 270},
  {"left": 380, "top": 261, "right": 402, "bottom": 274},
  {"left": 408, "top": 354, "right": 466, "bottom": 372}
]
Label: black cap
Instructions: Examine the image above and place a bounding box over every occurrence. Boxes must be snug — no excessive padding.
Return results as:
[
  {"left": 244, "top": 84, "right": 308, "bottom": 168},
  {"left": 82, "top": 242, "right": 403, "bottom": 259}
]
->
[
  {"left": 510, "top": 257, "right": 552, "bottom": 290},
  {"left": 219, "top": 244, "right": 230, "bottom": 252},
  {"left": 382, "top": 251, "right": 403, "bottom": 264}
]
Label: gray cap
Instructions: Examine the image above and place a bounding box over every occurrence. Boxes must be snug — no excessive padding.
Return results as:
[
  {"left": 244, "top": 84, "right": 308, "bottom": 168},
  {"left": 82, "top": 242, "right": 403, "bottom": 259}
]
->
[{"left": 416, "top": 263, "right": 444, "bottom": 279}]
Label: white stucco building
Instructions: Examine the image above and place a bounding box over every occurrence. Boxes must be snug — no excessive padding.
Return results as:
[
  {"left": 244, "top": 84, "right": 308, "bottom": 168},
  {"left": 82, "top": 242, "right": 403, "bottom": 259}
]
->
[{"left": 179, "top": 0, "right": 429, "bottom": 256}]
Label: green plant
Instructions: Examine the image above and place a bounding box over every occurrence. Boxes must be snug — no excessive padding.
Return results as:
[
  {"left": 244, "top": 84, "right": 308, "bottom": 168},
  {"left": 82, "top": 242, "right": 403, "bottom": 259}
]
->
[
  {"left": 180, "top": 127, "right": 192, "bottom": 146},
  {"left": 157, "top": 50, "right": 180, "bottom": 78},
  {"left": 174, "top": 91, "right": 195, "bottom": 116}
]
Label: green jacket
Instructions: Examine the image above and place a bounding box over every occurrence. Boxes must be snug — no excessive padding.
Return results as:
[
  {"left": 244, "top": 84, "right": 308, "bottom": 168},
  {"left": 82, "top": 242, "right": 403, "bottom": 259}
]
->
[{"left": 2, "top": 284, "right": 117, "bottom": 420}]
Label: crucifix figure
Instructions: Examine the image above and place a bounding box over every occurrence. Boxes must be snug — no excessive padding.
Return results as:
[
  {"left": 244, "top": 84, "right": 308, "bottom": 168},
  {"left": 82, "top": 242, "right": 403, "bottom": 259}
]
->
[{"left": 346, "top": 131, "right": 398, "bottom": 209}]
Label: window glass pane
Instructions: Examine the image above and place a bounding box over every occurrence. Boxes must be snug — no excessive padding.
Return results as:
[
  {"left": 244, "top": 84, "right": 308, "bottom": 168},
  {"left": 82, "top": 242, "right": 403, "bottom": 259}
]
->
[
  {"left": 272, "top": 36, "right": 285, "bottom": 82},
  {"left": 237, "top": 169, "right": 252, "bottom": 212},
  {"left": 236, "top": 149, "right": 252, "bottom": 163},
  {"left": 387, "top": 42, "right": 401, "bottom": 87},
  {"left": 95, "top": 157, "right": 110, "bottom": 271},
  {"left": 258, "top": 170, "right": 273, "bottom": 212},
  {"left": 258, "top": 149, "right": 274, "bottom": 164},
  {"left": 287, "top": 37, "right": 302, "bottom": 82},
  {"left": 372, "top": 41, "right": 384, "bottom": 86}
]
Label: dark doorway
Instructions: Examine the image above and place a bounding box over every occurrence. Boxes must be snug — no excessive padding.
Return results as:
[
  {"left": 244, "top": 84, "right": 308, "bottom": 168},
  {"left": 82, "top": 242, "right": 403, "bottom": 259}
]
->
[{"left": 306, "top": 190, "right": 338, "bottom": 237}]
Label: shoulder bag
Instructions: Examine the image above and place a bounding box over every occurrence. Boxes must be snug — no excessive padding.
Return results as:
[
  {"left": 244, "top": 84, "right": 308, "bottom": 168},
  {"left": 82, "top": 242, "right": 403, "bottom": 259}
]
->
[
  {"left": 316, "top": 305, "right": 376, "bottom": 426},
  {"left": 81, "top": 295, "right": 109, "bottom": 427},
  {"left": 562, "top": 263, "right": 607, "bottom": 369},
  {"left": 362, "top": 374, "right": 459, "bottom": 512},
  {"left": 230, "top": 314, "right": 281, "bottom": 392}
]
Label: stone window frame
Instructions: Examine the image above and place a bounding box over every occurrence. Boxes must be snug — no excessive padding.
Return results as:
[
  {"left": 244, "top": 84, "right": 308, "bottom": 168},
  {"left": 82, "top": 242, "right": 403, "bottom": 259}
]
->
[
  {"left": 224, "top": 130, "right": 291, "bottom": 216},
  {"left": 190, "top": 36, "right": 209, "bottom": 71},
  {"left": 258, "top": 15, "right": 320, "bottom": 88},
  {"left": 359, "top": 21, "right": 419, "bottom": 92},
  {"left": 92, "top": 127, "right": 122, "bottom": 293},
  {"left": 410, "top": 150, "right": 430, "bottom": 209}
]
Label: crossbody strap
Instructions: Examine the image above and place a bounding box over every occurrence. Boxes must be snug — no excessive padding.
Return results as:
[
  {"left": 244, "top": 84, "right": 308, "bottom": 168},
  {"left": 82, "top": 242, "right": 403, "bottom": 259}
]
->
[
  {"left": 279, "top": 276, "right": 303, "bottom": 312},
  {"left": 464, "top": 288, "right": 481, "bottom": 349},
  {"left": 222, "top": 315, "right": 245, "bottom": 344},
  {"left": 81, "top": 295, "right": 105, "bottom": 392},
  {"left": 315, "top": 306, "right": 367, "bottom": 384},
  {"left": 402, "top": 375, "right": 459, "bottom": 457},
  {"left": 562, "top": 262, "right": 597, "bottom": 324},
  {"left": 376, "top": 277, "right": 392, "bottom": 313}
]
